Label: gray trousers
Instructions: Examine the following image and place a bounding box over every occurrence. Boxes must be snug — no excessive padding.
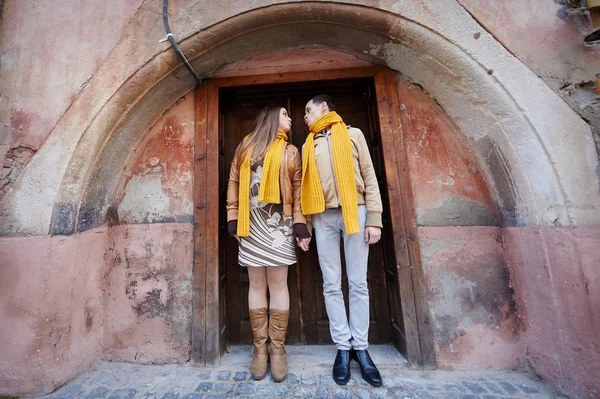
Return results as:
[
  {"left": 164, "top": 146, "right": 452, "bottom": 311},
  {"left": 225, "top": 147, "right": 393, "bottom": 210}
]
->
[{"left": 313, "top": 205, "right": 369, "bottom": 350}]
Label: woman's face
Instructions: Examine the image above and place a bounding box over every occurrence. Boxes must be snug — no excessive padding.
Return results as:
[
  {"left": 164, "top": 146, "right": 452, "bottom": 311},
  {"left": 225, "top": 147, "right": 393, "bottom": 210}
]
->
[{"left": 278, "top": 108, "right": 292, "bottom": 133}]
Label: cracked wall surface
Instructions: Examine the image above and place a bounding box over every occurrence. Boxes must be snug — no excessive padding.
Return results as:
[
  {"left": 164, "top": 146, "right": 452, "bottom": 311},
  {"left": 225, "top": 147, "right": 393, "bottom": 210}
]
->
[
  {"left": 0, "top": 227, "right": 106, "bottom": 396},
  {"left": 0, "top": 0, "right": 144, "bottom": 198},
  {"left": 458, "top": 0, "right": 600, "bottom": 171},
  {"left": 419, "top": 227, "right": 522, "bottom": 370},
  {"left": 103, "top": 224, "right": 193, "bottom": 364},
  {"left": 111, "top": 94, "right": 194, "bottom": 226},
  {"left": 0, "top": 0, "right": 596, "bottom": 237}
]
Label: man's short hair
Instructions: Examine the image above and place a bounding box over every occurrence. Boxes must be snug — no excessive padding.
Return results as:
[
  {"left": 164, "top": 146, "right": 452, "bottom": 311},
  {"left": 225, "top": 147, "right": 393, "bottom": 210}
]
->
[{"left": 309, "top": 94, "right": 335, "bottom": 112}]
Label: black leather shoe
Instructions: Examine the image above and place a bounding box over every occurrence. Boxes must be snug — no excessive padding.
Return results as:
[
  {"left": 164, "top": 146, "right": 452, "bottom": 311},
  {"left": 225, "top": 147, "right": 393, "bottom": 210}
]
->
[
  {"left": 332, "top": 349, "right": 351, "bottom": 385},
  {"left": 351, "top": 349, "right": 382, "bottom": 387}
]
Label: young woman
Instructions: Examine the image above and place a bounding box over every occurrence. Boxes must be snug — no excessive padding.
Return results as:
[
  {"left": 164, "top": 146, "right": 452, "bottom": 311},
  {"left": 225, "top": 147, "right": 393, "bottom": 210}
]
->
[{"left": 226, "top": 105, "right": 311, "bottom": 382}]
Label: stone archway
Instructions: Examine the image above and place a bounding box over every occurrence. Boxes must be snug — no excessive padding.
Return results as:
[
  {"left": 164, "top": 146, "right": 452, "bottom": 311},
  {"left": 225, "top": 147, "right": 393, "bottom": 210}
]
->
[{"left": 0, "top": 2, "right": 594, "bottom": 237}]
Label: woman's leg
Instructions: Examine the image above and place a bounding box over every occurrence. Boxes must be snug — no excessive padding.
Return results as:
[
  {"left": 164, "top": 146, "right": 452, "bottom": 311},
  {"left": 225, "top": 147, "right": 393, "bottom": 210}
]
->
[
  {"left": 266, "top": 266, "right": 289, "bottom": 310},
  {"left": 246, "top": 267, "right": 268, "bottom": 380},
  {"left": 266, "top": 265, "right": 290, "bottom": 382},
  {"left": 247, "top": 266, "right": 268, "bottom": 309}
]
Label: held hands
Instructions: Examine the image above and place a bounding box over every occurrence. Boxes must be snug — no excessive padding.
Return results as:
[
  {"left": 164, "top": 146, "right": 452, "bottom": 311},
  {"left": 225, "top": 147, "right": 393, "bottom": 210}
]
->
[
  {"left": 295, "top": 227, "right": 380, "bottom": 250},
  {"left": 296, "top": 227, "right": 380, "bottom": 250},
  {"left": 293, "top": 223, "right": 311, "bottom": 252},
  {"left": 365, "top": 226, "right": 381, "bottom": 244},
  {"left": 296, "top": 236, "right": 311, "bottom": 252}
]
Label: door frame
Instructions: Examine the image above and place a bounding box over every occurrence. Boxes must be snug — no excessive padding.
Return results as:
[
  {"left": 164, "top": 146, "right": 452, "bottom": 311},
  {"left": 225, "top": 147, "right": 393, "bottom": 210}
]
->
[{"left": 192, "top": 66, "right": 435, "bottom": 368}]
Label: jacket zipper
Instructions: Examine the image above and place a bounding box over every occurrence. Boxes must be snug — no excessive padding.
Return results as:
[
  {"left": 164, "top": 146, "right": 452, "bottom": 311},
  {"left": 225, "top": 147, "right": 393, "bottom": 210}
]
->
[{"left": 325, "top": 132, "right": 340, "bottom": 207}]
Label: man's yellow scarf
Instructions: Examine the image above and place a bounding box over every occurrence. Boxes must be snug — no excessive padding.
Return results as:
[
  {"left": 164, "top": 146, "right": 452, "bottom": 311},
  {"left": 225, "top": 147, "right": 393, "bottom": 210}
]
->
[
  {"left": 301, "top": 112, "right": 359, "bottom": 234},
  {"left": 237, "top": 130, "right": 288, "bottom": 237}
]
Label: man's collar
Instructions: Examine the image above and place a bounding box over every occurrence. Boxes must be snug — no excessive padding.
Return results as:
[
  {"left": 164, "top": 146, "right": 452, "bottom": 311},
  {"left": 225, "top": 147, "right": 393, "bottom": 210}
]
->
[{"left": 314, "top": 127, "right": 331, "bottom": 138}]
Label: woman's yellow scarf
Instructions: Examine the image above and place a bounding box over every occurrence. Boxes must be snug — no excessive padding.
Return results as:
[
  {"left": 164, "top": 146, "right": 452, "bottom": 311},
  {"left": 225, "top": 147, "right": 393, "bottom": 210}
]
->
[
  {"left": 237, "top": 130, "right": 288, "bottom": 236},
  {"left": 301, "top": 112, "right": 359, "bottom": 234}
]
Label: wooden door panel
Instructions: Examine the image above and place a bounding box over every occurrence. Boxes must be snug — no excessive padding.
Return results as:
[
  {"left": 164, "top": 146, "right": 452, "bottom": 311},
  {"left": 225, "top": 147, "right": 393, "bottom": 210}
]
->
[
  {"left": 193, "top": 82, "right": 221, "bottom": 365},
  {"left": 221, "top": 79, "right": 395, "bottom": 346}
]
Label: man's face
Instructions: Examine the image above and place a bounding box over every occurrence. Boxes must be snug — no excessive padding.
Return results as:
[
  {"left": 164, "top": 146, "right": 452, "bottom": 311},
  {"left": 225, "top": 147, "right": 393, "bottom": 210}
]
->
[{"left": 304, "top": 100, "right": 328, "bottom": 128}]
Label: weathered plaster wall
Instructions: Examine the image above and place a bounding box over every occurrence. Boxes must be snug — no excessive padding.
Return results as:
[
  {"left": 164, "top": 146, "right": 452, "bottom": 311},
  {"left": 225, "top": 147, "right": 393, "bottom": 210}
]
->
[
  {"left": 98, "top": 93, "right": 195, "bottom": 364},
  {"left": 419, "top": 227, "right": 522, "bottom": 370},
  {"left": 112, "top": 94, "right": 195, "bottom": 225},
  {"left": 0, "top": 222, "right": 194, "bottom": 396},
  {"left": 0, "top": 1, "right": 597, "bottom": 237},
  {"left": 399, "top": 64, "right": 599, "bottom": 397},
  {"left": 217, "top": 48, "right": 373, "bottom": 77},
  {"left": 399, "top": 78, "right": 520, "bottom": 369},
  {"left": 0, "top": 1, "right": 598, "bottom": 398},
  {"left": 503, "top": 226, "right": 600, "bottom": 398},
  {"left": 458, "top": 0, "right": 600, "bottom": 163},
  {"left": 0, "top": 227, "right": 106, "bottom": 396},
  {"left": 0, "top": 94, "right": 196, "bottom": 395},
  {"left": 400, "top": 79, "right": 499, "bottom": 226},
  {"left": 447, "top": 5, "right": 600, "bottom": 394},
  {"left": 0, "top": 0, "right": 144, "bottom": 200},
  {"left": 104, "top": 223, "right": 193, "bottom": 364}
]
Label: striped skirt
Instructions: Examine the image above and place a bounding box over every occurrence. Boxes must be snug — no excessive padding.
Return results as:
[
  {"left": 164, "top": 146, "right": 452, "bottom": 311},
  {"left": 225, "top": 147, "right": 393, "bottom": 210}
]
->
[{"left": 238, "top": 202, "right": 296, "bottom": 267}]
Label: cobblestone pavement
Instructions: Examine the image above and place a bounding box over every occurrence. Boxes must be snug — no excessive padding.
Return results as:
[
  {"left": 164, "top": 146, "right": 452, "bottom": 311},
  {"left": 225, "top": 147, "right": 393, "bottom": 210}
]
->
[{"left": 34, "top": 359, "right": 564, "bottom": 399}]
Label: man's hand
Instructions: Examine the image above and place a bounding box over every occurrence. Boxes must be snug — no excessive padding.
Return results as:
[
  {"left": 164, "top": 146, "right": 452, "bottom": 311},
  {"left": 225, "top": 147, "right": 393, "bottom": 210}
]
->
[
  {"left": 297, "top": 236, "right": 311, "bottom": 251},
  {"left": 233, "top": 234, "right": 240, "bottom": 243},
  {"left": 364, "top": 226, "right": 381, "bottom": 245}
]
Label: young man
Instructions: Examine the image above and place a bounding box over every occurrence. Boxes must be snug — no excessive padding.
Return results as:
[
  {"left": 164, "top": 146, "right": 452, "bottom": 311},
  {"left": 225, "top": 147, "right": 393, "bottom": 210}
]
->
[{"left": 300, "top": 94, "right": 383, "bottom": 386}]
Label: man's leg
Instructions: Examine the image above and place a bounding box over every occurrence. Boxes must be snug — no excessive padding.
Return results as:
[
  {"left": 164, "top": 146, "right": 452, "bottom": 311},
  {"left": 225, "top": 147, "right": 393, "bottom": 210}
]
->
[
  {"left": 342, "top": 205, "right": 370, "bottom": 350},
  {"left": 313, "top": 209, "right": 352, "bottom": 350},
  {"left": 343, "top": 205, "right": 382, "bottom": 387}
]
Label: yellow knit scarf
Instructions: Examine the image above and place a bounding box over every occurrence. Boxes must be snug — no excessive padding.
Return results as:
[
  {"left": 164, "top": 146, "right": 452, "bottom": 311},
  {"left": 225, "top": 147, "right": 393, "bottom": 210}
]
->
[
  {"left": 301, "top": 112, "right": 359, "bottom": 234},
  {"left": 237, "top": 130, "right": 288, "bottom": 237}
]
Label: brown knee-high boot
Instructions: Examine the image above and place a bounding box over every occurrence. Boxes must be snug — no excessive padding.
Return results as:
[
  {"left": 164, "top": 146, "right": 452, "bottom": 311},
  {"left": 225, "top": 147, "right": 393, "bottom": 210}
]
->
[
  {"left": 249, "top": 307, "right": 269, "bottom": 380},
  {"left": 268, "top": 308, "right": 289, "bottom": 382}
]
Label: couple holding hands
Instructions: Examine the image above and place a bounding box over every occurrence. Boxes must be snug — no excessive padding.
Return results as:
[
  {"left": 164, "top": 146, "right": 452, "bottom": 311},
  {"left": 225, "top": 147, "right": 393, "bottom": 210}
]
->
[{"left": 226, "top": 94, "right": 383, "bottom": 387}]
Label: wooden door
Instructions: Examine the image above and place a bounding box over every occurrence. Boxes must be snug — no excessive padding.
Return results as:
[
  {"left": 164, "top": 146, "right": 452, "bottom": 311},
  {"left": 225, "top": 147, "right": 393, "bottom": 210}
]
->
[{"left": 219, "top": 78, "right": 397, "bottom": 347}]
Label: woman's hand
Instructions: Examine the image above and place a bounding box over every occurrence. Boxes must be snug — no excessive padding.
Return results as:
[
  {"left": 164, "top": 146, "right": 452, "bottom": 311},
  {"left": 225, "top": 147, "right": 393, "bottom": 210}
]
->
[
  {"left": 228, "top": 220, "right": 240, "bottom": 243},
  {"left": 293, "top": 223, "right": 311, "bottom": 251},
  {"left": 297, "top": 236, "right": 311, "bottom": 251}
]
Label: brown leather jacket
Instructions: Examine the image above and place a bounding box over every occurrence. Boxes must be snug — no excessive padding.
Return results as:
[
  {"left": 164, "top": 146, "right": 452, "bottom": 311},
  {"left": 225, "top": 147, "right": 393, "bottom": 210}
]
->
[{"left": 226, "top": 142, "right": 306, "bottom": 225}]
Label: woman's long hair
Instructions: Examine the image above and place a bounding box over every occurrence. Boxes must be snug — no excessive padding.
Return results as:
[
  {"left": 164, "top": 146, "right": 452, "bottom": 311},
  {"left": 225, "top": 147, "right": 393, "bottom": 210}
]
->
[{"left": 238, "top": 105, "right": 283, "bottom": 167}]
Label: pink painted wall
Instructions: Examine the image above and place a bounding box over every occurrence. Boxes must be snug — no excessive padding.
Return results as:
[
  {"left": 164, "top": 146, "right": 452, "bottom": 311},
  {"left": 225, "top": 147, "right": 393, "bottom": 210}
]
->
[
  {"left": 458, "top": 0, "right": 600, "bottom": 87},
  {"left": 418, "top": 226, "right": 522, "bottom": 370},
  {"left": 400, "top": 79, "right": 498, "bottom": 226},
  {"left": 398, "top": 72, "right": 598, "bottom": 399},
  {"left": 504, "top": 226, "right": 600, "bottom": 398},
  {"left": 457, "top": 0, "right": 600, "bottom": 158},
  {"left": 0, "top": 222, "right": 194, "bottom": 396},
  {"left": 0, "top": 1, "right": 596, "bottom": 397},
  {"left": 100, "top": 95, "right": 196, "bottom": 365},
  {"left": 112, "top": 94, "right": 195, "bottom": 224},
  {"left": 396, "top": 77, "right": 521, "bottom": 369},
  {"left": 0, "top": 65, "right": 198, "bottom": 396},
  {"left": 0, "top": 227, "right": 106, "bottom": 396},
  {"left": 0, "top": 0, "right": 144, "bottom": 199},
  {"left": 103, "top": 223, "right": 193, "bottom": 364},
  {"left": 401, "top": 69, "right": 599, "bottom": 397}
]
